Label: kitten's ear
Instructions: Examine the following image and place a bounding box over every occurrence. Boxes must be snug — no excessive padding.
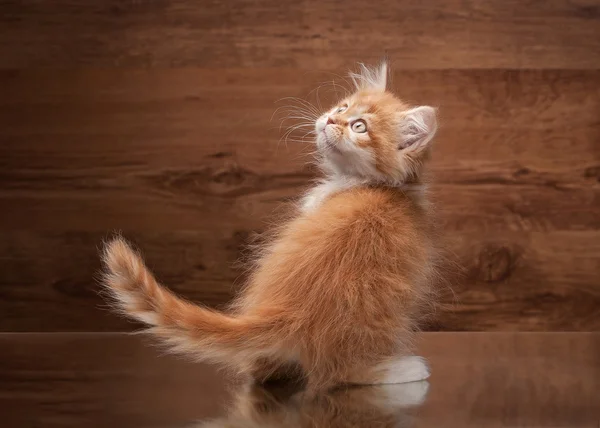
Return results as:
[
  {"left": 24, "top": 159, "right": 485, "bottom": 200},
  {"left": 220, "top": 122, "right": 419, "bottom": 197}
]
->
[
  {"left": 349, "top": 62, "right": 388, "bottom": 92},
  {"left": 397, "top": 106, "right": 437, "bottom": 150}
]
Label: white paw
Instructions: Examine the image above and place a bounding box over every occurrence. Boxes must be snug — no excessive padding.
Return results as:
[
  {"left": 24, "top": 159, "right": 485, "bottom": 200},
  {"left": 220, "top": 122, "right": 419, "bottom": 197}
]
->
[
  {"left": 381, "top": 356, "right": 431, "bottom": 384},
  {"left": 395, "top": 380, "right": 429, "bottom": 406},
  {"left": 369, "top": 381, "right": 430, "bottom": 408}
]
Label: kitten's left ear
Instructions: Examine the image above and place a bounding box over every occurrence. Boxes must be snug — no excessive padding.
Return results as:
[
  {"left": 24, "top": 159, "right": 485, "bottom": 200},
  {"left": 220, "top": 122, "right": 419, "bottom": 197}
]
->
[{"left": 397, "top": 106, "right": 438, "bottom": 150}]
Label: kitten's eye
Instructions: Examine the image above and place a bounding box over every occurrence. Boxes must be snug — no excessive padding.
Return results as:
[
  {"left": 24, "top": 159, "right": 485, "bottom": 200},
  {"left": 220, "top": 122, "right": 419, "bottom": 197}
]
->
[
  {"left": 351, "top": 120, "right": 367, "bottom": 133},
  {"left": 337, "top": 105, "right": 348, "bottom": 113}
]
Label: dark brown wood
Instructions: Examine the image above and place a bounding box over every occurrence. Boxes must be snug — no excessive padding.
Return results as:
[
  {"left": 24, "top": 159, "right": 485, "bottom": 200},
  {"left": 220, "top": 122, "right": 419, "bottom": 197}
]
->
[
  {"left": 0, "top": 69, "right": 598, "bottom": 332},
  {"left": 0, "top": 333, "right": 230, "bottom": 427},
  {"left": 1, "top": 230, "right": 599, "bottom": 332},
  {"left": 1, "top": 1, "right": 599, "bottom": 69},
  {"left": 0, "top": 333, "right": 597, "bottom": 427},
  {"left": 1, "top": 1, "right": 599, "bottom": 332}
]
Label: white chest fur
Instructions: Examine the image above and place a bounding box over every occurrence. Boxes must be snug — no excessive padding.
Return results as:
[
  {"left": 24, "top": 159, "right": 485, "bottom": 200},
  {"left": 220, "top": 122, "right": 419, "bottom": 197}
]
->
[{"left": 300, "top": 177, "right": 364, "bottom": 213}]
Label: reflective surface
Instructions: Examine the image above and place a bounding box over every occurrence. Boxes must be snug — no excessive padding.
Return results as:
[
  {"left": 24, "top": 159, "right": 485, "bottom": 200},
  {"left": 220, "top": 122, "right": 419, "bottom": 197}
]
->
[
  {"left": 1, "top": 333, "right": 598, "bottom": 427},
  {"left": 189, "top": 381, "right": 428, "bottom": 427}
]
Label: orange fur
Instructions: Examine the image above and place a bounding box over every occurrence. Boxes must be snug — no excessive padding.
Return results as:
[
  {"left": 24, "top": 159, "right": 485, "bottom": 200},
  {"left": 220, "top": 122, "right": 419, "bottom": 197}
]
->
[{"left": 101, "top": 61, "right": 441, "bottom": 393}]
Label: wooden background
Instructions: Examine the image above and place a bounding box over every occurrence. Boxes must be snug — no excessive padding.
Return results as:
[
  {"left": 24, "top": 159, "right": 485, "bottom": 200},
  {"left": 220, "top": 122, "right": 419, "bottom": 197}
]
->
[{"left": 0, "top": 0, "right": 598, "bottom": 332}]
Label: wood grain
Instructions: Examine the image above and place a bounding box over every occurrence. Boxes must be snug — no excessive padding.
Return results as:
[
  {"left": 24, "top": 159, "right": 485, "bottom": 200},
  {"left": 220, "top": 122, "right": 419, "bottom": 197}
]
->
[
  {"left": 1, "top": 1, "right": 599, "bottom": 69},
  {"left": 1, "top": 0, "right": 599, "bottom": 332},
  {"left": 0, "top": 68, "right": 599, "bottom": 331},
  {"left": 0, "top": 333, "right": 229, "bottom": 427},
  {"left": 0, "top": 69, "right": 598, "bottom": 231},
  {"left": 0, "top": 333, "right": 597, "bottom": 427},
  {"left": 1, "top": 230, "right": 598, "bottom": 332},
  {"left": 442, "top": 231, "right": 600, "bottom": 331}
]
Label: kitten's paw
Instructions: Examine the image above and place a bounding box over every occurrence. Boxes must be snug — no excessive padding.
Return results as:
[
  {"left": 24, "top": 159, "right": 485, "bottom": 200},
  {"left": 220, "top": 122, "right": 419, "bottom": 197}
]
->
[
  {"left": 393, "top": 380, "right": 430, "bottom": 406},
  {"left": 381, "top": 356, "right": 430, "bottom": 384},
  {"left": 368, "top": 381, "right": 430, "bottom": 409}
]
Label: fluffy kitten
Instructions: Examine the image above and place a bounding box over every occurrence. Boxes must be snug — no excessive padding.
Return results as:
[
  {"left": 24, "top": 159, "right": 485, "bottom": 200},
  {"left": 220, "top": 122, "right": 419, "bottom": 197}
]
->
[{"left": 101, "top": 62, "right": 440, "bottom": 393}]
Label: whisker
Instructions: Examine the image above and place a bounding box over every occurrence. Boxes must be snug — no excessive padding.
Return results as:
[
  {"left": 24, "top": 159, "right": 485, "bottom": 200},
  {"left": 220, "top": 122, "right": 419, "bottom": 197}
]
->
[{"left": 275, "top": 97, "right": 320, "bottom": 116}]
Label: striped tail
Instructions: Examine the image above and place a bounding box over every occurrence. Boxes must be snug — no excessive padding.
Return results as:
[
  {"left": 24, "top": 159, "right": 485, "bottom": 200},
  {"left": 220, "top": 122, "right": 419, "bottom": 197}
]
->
[{"left": 100, "top": 237, "right": 280, "bottom": 365}]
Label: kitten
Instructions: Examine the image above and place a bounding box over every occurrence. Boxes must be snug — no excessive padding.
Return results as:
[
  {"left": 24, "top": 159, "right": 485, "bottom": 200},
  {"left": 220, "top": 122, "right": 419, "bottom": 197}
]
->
[{"left": 101, "top": 62, "right": 440, "bottom": 393}]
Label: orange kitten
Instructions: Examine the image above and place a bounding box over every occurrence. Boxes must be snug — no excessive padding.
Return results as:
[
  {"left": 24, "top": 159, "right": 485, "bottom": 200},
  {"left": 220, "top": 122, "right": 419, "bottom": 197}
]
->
[{"left": 101, "top": 62, "right": 440, "bottom": 393}]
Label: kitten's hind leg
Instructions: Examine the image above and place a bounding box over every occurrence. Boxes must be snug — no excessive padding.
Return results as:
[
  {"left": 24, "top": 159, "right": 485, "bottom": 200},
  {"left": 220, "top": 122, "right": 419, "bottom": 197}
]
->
[
  {"left": 375, "top": 356, "right": 431, "bottom": 384},
  {"left": 363, "top": 382, "right": 430, "bottom": 408},
  {"left": 304, "top": 356, "right": 430, "bottom": 396},
  {"left": 349, "top": 356, "right": 431, "bottom": 386}
]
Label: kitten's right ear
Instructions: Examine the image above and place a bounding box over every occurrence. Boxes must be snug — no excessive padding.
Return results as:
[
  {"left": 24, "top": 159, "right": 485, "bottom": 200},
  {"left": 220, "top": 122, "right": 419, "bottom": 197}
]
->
[{"left": 397, "top": 106, "right": 437, "bottom": 151}]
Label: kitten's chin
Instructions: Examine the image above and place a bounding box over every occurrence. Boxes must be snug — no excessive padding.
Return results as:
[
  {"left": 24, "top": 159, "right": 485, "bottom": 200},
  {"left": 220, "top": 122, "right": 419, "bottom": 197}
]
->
[{"left": 316, "top": 133, "right": 341, "bottom": 156}]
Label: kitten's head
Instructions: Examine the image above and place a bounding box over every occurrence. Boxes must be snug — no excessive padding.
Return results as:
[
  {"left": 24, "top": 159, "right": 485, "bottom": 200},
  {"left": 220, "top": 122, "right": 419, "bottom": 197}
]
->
[{"left": 315, "top": 62, "right": 437, "bottom": 185}]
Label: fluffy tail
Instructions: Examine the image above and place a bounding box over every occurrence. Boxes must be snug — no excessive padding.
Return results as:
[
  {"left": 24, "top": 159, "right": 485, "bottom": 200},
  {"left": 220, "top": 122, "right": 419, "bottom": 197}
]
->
[{"left": 101, "top": 237, "right": 280, "bottom": 364}]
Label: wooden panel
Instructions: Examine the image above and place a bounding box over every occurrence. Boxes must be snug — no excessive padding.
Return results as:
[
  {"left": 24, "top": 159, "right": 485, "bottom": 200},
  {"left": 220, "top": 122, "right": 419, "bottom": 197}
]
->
[
  {"left": 441, "top": 231, "right": 600, "bottom": 331},
  {"left": 0, "top": 333, "right": 229, "bottom": 427},
  {"left": 1, "top": 230, "right": 598, "bottom": 332},
  {"left": 1, "top": 1, "right": 599, "bottom": 69},
  {"left": 0, "top": 69, "right": 598, "bottom": 232},
  {"left": 0, "top": 333, "right": 598, "bottom": 427},
  {"left": 0, "top": 231, "right": 246, "bottom": 332},
  {"left": 0, "top": 68, "right": 598, "bottom": 331}
]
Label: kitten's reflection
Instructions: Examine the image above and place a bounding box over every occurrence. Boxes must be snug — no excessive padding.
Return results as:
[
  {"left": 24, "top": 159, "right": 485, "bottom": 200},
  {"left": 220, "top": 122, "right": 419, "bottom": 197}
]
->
[{"left": 189, "top": 380, "right": 429, "bottom": 428}]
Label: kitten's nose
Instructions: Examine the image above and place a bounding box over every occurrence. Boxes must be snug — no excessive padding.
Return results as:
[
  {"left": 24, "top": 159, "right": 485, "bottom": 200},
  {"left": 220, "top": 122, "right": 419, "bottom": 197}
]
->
[{"left": 326, "top": 116, "right": 336, "bottom": 126}]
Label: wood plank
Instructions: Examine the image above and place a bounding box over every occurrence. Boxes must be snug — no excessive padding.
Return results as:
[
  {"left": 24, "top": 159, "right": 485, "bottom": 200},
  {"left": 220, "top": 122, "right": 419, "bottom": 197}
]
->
[
  {"left": 0, "top": 333, "right": 598, "bottom": 427},
  {"left": 0, "top": 69, "right": 598, "bottom": 232},
  {"left": 1, "top": 69, "right": 598, "bottom": 169},
  {"left": 0, "top": 333, "right": 229, "bottom": 427},
  {"left": 0, "top": 231, "right": 247, "bottom": 332},
  {"left": 1, "top": 1, "right": 599, "bottom": 69},
  {"left": 416, "top": 333, "right": 600, "bottom": 428},
  {"left": 440, "top": 231, "right": 600, "bottom": 331},
  {"left": 0, "top": 230, "right": 598, "bottom": 332},
  {"left": 0, "top": 183, "right": 597, "bottom": 233}
]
